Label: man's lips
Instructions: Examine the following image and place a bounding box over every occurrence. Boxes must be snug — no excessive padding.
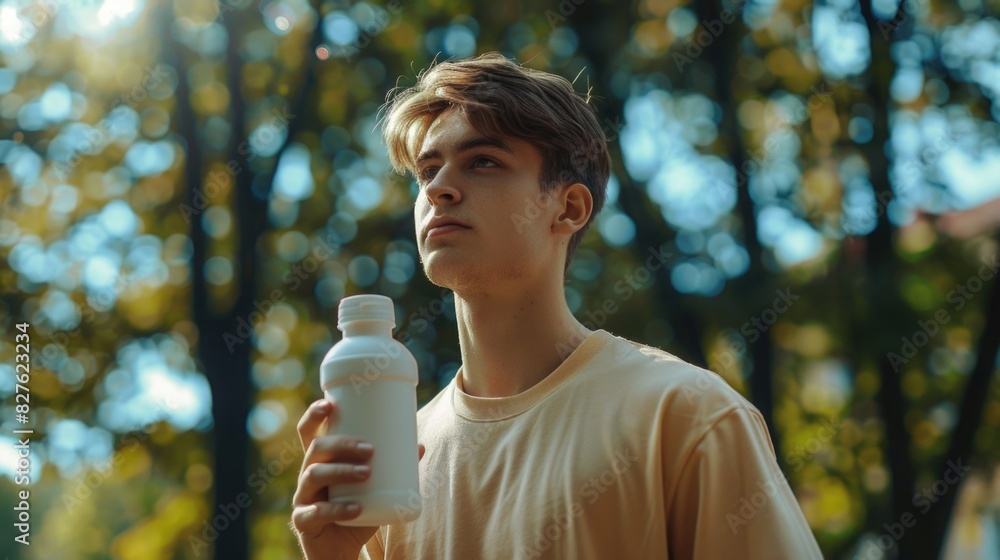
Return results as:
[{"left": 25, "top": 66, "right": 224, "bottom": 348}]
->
[
  {"left": 427, "top": 224, "right": 470, "bottom": 238},
  {"left": 424, "top": 216, "right": 471, "bottom": 239}
]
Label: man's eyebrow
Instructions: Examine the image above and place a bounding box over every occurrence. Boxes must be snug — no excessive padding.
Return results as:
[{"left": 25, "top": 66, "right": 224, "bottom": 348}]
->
[{"left": 415, "top": 136, "right": 515, "bottom": 165}]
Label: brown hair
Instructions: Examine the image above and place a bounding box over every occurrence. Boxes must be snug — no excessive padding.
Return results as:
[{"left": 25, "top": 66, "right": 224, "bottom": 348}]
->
[{"left": 381, "top": 52, "right": 611, "bottom": 274}]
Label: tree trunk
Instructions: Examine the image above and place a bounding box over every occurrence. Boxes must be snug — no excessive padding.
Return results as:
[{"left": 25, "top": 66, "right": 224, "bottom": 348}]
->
[
  {"left": 700, "top": 0, "right": 780, "bottom": 455},
  {"left": 922, "top": 243, "right": 1000, "bottom": 557},
  {"left": 171, "top": 7, "right": 253, "bottom": 558},
  {"left": 859, "top": 0, "right": 919, "bottom": 557},
  {"left": 570, "top": 2, "right": 708, "bottom": 367}
]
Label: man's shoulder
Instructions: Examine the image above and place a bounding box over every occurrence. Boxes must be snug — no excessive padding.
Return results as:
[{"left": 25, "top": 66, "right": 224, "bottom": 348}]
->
[{"left": 596, "top": 331, "right": 758, "bottom": 419}]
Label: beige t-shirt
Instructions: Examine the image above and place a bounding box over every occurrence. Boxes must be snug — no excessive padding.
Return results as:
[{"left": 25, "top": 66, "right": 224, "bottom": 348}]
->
[{"left": 360, "top": 329, "right": 822, "bottom": 559}]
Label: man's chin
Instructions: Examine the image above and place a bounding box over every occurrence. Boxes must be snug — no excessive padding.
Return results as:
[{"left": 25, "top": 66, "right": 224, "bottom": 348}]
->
[
  {"left": 422, "top": 252, "right": 460, "bottom": 283},
  {"left": 422, "top": 256, "right": 534, "bottom": 296},
  {"left": 421, "top": 252, "right": 485, "bottom": 291}
]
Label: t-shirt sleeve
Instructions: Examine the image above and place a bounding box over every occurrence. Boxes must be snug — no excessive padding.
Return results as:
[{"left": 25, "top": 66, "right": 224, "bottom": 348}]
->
[
  {"left": 359, "top": 527, "right": 385, "bottom": 560},
  {"left": 666, "top": 406, "right": 823, "bottom": 559}
]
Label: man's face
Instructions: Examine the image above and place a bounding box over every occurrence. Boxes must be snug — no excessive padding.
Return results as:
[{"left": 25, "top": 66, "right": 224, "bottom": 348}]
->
[{"left": 413, "top": 108, "right": 563, "bottom": 291}]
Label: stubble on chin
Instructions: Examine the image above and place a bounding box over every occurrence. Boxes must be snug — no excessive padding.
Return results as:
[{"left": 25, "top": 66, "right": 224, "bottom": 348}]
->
[{"left": 420, "top": 252, "right": 526, "bottom": 296}]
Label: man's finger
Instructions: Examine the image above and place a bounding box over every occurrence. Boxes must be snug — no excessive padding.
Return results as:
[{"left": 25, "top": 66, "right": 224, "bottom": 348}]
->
[
  {"left": 291, "top": 501, "right": 363, "bottom": 535},
  {"left": 297, "top": 399, "right": 338, "bottom": 452}
]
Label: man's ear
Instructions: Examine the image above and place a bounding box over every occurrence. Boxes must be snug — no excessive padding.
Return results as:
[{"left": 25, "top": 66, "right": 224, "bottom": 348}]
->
[{"left": 552, "top": 182, "right": 593, "bottom": 235}]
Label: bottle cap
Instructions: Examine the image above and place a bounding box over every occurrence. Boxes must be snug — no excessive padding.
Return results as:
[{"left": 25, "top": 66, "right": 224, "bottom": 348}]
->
[{"left": 337, "top": 294, "right": 395, "bottom": 330}]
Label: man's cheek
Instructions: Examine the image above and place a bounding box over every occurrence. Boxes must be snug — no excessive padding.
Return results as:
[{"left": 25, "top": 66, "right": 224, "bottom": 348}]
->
[{"left": 413, "top": 203, "right": 429, "bottom": 239}]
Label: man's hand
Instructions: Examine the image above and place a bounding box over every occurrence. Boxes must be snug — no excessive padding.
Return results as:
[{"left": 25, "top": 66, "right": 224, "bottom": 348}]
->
[{"left": 290, "top": 398, "right": 426, "bottom": 560}]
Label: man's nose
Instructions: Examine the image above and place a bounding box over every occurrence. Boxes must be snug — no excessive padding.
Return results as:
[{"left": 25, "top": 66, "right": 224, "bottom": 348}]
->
[{"left": 425, "top": 167, "right": 462, "bottom": 206}]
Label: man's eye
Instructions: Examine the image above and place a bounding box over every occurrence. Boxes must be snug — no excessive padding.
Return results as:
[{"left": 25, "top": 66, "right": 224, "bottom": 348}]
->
[
  {"left": 472, "top": 157, "right": 497, "bottom": 168},
  {"left": 420, "top": 167, "right": 439, "bottom": 182}
]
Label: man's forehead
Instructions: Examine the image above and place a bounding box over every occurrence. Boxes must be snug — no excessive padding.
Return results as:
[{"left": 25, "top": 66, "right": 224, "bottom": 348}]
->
[
  {"left": 419, "top": 110, "right": 529, "bottom": 156},
  {"left": 423, "top": 109, "right": 474, "bottom": 143}
]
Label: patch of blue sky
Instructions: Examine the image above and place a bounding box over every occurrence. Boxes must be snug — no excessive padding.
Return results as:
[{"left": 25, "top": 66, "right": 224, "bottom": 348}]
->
[
  {"left": 811, "top": 4, "right": 871, "bottom": 80},
  {"left": 97, "top": 338, "right": 212, "bottom": 433},
  {"left": 123, "top": 139, "right": 174, "bottom": 177},
  {"left": 273, "top": 143, "right": 315, "bottom": 201}
]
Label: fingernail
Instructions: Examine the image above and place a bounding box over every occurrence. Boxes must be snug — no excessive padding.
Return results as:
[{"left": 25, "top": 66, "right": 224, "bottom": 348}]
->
[
  {"left": 356, "top": 442, "right": 374, "bottom": 452},
  {"left": 346, "top": 504, "right": 360, "bottom": 513},
  {"left": 353, "top": 465, "right": 370, "bottom": 475},
  {"left": 303, "top": 504, "right": 317, "bottom": 519},
  {"left": 318, "top": 400, "right": 331, "bottom": 409}
]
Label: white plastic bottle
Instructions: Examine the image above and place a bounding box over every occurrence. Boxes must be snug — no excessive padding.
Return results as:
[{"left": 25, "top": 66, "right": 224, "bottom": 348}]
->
[{"left": 320, "top": 294, "right": 422, "bottom": 526}]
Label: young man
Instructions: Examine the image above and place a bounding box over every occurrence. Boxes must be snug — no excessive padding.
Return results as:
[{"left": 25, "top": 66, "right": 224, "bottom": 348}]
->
[{"left": 291, "top": 53, "right": 824, "bottom": 559}]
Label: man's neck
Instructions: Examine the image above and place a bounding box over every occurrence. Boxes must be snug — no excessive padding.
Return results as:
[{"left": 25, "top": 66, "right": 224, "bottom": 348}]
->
[{"left": 453, "top": 277, "right": 591, "bottom": 398}]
